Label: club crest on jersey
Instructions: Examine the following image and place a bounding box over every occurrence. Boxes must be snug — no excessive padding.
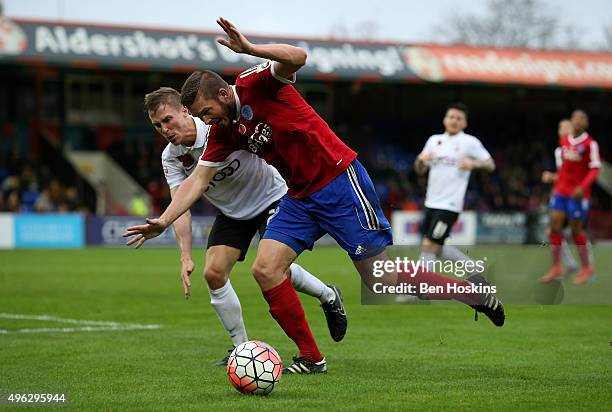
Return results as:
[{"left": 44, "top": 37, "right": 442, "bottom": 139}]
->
[
  {"left": 248, "top": 122, "right": 272, "bottom": 153},
  {"left": 241, "top": 105, "right": 254, "bottom": 121}
]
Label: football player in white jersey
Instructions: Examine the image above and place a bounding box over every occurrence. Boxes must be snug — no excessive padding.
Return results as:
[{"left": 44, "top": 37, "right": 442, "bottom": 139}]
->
[
  {"left": 142, "top": 87, "right": 347, "bottom": 365},
  {"left": 413, "top": 103, "right": 495, "bottom": 275}
]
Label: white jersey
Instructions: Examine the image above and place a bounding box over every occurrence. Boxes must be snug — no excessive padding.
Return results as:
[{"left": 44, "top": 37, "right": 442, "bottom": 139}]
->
[
  {"left": 161, "top": 116, "right": 287, "bottom": 220},
  {"left": 554, "top": 146, "right": 563, "bottom": 169},
  {"left": 421, "top": 131, "right": 492, "bottom": 213}
]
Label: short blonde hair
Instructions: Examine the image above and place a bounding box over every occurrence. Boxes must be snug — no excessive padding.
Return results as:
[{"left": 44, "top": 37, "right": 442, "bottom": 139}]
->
[{"left": 144, "top": 87, "right": 182, "bottom": 113}]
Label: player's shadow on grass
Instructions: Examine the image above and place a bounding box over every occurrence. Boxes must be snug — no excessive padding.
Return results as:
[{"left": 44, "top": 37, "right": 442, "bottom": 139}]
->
[{"left": 533, "top": 280, "right": 565, "bottom": 305}]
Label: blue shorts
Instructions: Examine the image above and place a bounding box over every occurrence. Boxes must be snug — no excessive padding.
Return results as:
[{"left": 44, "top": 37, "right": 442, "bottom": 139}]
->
[
  {"left": 262, "top": 159, "right": 393, "bottom": 260},
  {"left": 550, "top": 194, "right": 590, "bottom": 221}
]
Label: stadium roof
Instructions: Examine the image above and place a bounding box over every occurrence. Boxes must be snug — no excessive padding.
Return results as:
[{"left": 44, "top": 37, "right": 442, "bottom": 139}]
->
[{"left": 1, "top": 17, "right": 612, "bottom": 89}]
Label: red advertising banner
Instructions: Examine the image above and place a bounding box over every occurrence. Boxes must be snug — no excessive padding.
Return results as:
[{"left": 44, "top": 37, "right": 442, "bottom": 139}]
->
[{"left": 403, "top": 45, "right": 612, "bottom": 88}]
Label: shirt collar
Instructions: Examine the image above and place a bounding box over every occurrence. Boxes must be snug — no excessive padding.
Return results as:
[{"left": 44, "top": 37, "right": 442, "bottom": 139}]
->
[
  {"left": 444, "top": 131, "right": 464, "bottom": 139},
  {"left": 187, "top": 116, "right": 207, "bottom": 149},
  {"left": 231, "top": 85, "right": 241, "bottom": 124},
  {"left": 569, "top": 132, "right": 588, "bottom": 145}
]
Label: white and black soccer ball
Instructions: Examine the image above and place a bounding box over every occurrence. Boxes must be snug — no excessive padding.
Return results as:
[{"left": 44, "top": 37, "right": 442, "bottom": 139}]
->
[{"left": 227, "top": 340, "right": 282, "bottom": 395}]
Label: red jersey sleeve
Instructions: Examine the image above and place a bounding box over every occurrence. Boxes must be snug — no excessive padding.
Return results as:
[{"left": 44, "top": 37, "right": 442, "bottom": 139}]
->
[
  {"left": 236, "top": 61, "right": 296, "bottom": 95},
  {"left": 588, "top": 139, "right": 601, "bottom": 169},
  {"left": 198, "top": 125, "right": 236, "bottom": 167}
]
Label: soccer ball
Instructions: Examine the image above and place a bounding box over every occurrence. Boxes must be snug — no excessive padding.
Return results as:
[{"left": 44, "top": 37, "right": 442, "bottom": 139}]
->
[{"left": 227, "top": 340, "right": 282, "bottom": 395}]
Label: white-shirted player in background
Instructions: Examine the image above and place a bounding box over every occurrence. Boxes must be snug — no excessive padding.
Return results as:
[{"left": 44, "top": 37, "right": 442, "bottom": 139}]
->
[
  {"left": 413, "top": 103, "right": 495, "bottom": 274},
  {"left": 142, "top": 87, "right": 346, "bottom": 365}
]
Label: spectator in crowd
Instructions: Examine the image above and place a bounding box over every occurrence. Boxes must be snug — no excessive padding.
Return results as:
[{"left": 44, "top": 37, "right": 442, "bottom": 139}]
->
[{"left": 0, "top": 139, "right": 84, "bottom": 213}]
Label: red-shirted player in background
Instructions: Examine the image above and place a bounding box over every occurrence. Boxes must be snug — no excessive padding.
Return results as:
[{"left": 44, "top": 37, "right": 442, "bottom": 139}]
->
[
  {"left": 541, "top": 110, "right": 600, "bottom": 285},
  {"left": 542, "top": 119, "right": 579, "bottom": 276}
]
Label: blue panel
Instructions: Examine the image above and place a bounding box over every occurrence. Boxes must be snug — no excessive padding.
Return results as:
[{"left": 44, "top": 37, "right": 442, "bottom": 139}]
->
[{"left": 14, "top": 214, "right": 85, "bottom": 248}]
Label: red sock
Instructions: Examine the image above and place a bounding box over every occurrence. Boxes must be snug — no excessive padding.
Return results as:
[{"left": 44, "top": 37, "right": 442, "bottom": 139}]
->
[
  {"left": 262, "top": 278, "right": 323, "bottom": 362},
  {"left": 549, "top": 231, "right": 563, "bottom": 266},
  {"left": 398, "top": 269, "right": 480, "bottom": 306},
  {"left": 573, "top": 232, "right": 591, "bottom": 267}
]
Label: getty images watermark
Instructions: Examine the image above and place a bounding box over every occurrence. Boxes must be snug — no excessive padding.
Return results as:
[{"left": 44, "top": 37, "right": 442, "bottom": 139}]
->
[{"left": 369, "top": 256, "right": 496, "bottom": 296}]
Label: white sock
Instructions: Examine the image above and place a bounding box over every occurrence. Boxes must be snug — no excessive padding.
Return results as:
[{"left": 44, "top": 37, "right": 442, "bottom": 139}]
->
[
  {"left": 208, "top": 280, "right": 248, "bottom": 347},
  {"left": 561, "top": 239, "right": 577, "bottom": 269},
  {"left": 289, "top": 263, "right": 334, "bottom": 304},
  {"left": 587, "top": 241, "right": 594, "bottom": 267},
  {"left": 419, "top": 251, "right": 437, "bottom": 272},
  {"left": 440, "top": 245, "right": 472, "bottom": 263}
]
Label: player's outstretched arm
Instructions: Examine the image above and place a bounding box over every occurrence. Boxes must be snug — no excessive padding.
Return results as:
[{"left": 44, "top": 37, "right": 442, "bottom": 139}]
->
[
  {"left": 170, "top": 186, "right": 195, "bottom": 298},
  {"left": 541, "top": 170, "right": 558, "bottom": 183},
  {"left": 122, "top": 165, "right": 216, "bottom": 248},
  {"left": 572, "top": 167, "right": 600, "bottom": 199},
  {"left": 216, "top": 17, "right": 307, "bottom": 79},
  {"left": 414, "top": 152, "right": 432, "bottom": 175},
  {"left": 477, "top": 157, "right": 496, "bottom": 172},
  {"left": 460, "top": 158, "right": 495, "bottom": 172}
]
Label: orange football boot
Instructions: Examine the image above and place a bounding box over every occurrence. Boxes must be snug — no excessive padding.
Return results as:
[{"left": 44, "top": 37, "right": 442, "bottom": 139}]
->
[
  {"left": 540, "top": 264, "right": 565, "bottom": 283},
  {"left": 571, "top": 266, "right": 594, "bottom": 285}
]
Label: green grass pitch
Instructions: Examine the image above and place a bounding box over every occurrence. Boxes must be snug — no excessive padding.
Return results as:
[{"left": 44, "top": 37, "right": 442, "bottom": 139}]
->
[{"left": 1, "top": 246, "right": 610, "bottom": 411}]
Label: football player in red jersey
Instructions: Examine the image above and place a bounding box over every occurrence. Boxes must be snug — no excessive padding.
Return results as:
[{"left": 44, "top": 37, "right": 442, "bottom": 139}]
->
[
  {"left": 541, "top": 110, "right": 600, "bottom": 285},
  {"left": 541, "top": 118, "right": 579, "bottom": 276},
  {"left": 145, "top": 87, "right": 346, "bottom": 365},
  {"left": 124, "top": 18, "right": 505, "bottom": 374}
]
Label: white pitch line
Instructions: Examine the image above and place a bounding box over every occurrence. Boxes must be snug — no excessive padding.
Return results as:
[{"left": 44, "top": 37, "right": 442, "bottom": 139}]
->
[
  {"left": 0, "top": 313, "right": 161, "bottom": 334},
  {"left": 1, "top": 313, "right": 124, "bottom": 326},
  {"left": 5, "top": 325, "right": 161, "bottom": 334}
]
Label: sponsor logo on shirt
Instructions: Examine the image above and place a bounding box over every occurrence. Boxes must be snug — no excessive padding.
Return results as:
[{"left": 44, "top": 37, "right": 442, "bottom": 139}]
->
[
  {"left": 431, "top": 156, "right": 458, "bottom": 167},
  {"left": 206, "top": 158, "right": 241, "bottom": 191},
  {"left": 563, "top": 148, "right": 582, "bottom": 162},
  {"left": 248, "top": 122, "right": 272, "bottom": 153}
]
